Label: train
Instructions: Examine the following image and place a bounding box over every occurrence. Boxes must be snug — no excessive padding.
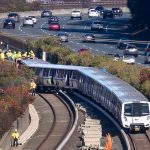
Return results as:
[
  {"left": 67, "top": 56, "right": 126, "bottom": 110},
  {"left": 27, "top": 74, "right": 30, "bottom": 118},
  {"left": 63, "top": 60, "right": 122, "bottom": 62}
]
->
[{"left": 21, "top": 58, "right": 150, "bottom": 131}]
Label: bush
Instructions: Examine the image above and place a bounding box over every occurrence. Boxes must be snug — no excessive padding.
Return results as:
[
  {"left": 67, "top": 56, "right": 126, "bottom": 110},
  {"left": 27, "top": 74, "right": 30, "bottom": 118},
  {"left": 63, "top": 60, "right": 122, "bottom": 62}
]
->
[{"left": 27, "top": 36, "right": 150, "bottom": 100}]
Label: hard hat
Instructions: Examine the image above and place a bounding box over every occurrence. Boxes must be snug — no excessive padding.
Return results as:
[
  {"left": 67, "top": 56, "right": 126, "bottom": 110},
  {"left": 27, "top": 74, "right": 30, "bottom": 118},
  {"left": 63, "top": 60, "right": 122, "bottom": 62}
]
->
[{"left": 15, "top": 129, "right": 17, "bottom": 132}]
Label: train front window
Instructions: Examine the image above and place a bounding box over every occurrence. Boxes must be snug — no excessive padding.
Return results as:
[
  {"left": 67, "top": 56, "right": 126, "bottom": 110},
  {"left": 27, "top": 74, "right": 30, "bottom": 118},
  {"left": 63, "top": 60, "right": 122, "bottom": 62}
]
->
[
  {"left": 141, "top": 103, "right": 149, "bottom": 116},
  {"left": 124, "top": 103, "right": 149, "bottom": 117},
  {"left": 124, "top": 104, "right": 132, "bottom": 116}
]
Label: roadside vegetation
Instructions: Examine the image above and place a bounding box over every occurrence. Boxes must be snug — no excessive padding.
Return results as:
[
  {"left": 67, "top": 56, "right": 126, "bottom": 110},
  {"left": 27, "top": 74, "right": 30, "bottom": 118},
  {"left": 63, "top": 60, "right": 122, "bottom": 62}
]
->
[
  {"left": 29, "top": 36, "right": 150, "bottom": 99},
  {"left": 0, "top": 61, "right": 34, "bottom": 138}
]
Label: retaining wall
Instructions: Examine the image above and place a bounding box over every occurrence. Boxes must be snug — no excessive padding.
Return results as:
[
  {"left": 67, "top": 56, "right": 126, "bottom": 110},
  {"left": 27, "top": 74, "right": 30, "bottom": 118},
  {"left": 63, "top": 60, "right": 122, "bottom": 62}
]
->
[{"left": 0, "top": 107, "right": 30, "bottom": 150}]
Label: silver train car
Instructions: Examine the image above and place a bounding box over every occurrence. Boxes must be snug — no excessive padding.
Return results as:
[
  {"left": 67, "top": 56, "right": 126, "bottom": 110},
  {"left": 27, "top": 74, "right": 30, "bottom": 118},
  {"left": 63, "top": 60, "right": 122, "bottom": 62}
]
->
[{"left": 21, "top": 59, "right": 150, "bottom": 131}]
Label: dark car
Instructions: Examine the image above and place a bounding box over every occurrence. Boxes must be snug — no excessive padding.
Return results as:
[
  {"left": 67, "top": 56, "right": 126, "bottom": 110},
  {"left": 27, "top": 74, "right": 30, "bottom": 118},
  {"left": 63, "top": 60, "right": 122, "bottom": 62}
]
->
[
  {"left": 144, "top": 52, "right": 150, "bottom": 64},
  {"left": 117, "top": 38, "right": 129, "bottom": 49},
  {"left": 41, "top": 10, "right": 52, "bottom": 18},
  {"left": 49, "top": 22, "right": 60, "bottom": 30},
  {"left": 3, "top": 18, "right": 15, "bottom": 29},
  {"left": 95, "top": 5, "right": 104, "bottom": 15},
  {"left": 82, "top": 33, "right": 95, "bottom": 43},
  {"left": 8, "top": 12, "right": 20, "bottom": 22},
  {"left": 145, "top": 43, "right": 150, "bottom": 56},
  {"left": 112, "top": 8, "right": 123, "bottom": 17},
  {"left": 103, "top": 10, "right": 114, "bottom": 19},
  {"left": 48, "top": 16, "right": 59, "bottom": 24}
]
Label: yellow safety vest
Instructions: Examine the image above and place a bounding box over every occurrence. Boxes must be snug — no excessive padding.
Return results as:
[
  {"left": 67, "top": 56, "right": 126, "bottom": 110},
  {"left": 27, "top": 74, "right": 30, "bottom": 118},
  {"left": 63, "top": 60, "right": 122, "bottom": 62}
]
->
[
  {"left": 12, "top": 132, "right": 20, "bottom": 139},
  {"left": 30, "top": 82, "right": 37, "bottom": 89}
]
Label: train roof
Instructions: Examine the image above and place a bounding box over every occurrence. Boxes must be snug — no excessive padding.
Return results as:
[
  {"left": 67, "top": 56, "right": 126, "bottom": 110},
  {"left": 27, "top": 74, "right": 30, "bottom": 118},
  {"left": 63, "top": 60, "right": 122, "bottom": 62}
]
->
[
  {"left": 78, "top": 67, "right": 148, "bottom": 103},
  {"left": 21, "top": 59, "right": 88, "bottom": 70},
  {"left": 22, "top": 59, "right": 148, "bottom": 103}
]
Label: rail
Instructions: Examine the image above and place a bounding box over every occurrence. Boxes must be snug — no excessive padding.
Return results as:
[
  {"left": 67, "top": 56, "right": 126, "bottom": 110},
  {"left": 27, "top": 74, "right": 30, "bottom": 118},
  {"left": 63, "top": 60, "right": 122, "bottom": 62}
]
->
[{"left": 56, "top": 90, "right": 78, "bottom": 149}]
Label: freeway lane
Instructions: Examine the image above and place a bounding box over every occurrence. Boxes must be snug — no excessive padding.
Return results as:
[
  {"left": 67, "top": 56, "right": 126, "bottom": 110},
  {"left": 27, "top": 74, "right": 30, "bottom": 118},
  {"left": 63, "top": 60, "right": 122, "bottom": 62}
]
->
[{"left": 0, "top": 13, "right": 149, "bottom": 66}]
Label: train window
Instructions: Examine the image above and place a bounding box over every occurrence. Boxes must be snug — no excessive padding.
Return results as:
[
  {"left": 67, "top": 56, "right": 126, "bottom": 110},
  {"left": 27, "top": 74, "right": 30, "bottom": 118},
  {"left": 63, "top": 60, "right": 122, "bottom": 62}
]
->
[
  {"left": 35, "top": 68, "right": 42, "bottom": 76},
  {"left": 57, "top": 70, "right": 65, "bottom": 78},
  {"left": 141, "top": 103, "right": 149, "bottom": 116},
  {"left": 49, "top": 69, "right": 56, "bottom": 76},
  {"left": 72, "top": 71, "right": 78, "bottom": 79},
  {"left": 43, "top": 68, "right": 49, "bottom": 77},
  {"left": 124, "top": 104, "right": 132, "bottom": 116}
]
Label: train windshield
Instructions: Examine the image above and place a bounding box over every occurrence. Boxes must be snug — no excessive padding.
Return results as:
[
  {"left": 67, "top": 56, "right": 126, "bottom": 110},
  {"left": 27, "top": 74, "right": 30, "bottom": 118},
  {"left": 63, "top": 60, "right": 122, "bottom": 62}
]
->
[{"left": 124, "top": 103, "right": 149, "bottom": 117}]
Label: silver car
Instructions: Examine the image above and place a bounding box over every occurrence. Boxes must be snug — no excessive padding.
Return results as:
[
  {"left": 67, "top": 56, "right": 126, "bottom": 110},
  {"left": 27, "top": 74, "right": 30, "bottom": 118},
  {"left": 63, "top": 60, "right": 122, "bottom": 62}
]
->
[
  {"left": 91, "top": 21, "right": 104, "bottom": 31},
  {"left": 58, "top": 32, "right": 68, "bottom": 42},
  {"left": 23, "top": 17, "right": 34, "bottom": 27}
]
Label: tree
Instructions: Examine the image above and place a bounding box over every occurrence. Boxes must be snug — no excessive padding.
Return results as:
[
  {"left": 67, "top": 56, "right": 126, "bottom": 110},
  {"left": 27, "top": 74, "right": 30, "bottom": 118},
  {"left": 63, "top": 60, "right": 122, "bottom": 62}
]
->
[{"left": 128, "top": 0, "right": 150, "bottom": 29}]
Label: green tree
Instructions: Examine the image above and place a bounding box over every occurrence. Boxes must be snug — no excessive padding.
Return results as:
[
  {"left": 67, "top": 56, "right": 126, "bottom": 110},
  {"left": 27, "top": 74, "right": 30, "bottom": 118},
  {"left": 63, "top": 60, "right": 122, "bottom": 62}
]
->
[{"left": 128, "top": 0, "right": 150, "bottom": 29}]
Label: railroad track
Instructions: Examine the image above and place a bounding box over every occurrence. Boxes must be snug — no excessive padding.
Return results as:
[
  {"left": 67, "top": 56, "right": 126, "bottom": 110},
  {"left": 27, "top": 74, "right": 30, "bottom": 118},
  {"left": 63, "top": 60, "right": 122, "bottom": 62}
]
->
[
  {"left": 20, "top": 93, "right": 77, "bottom": 150},
  {"left": 36, "top": 93, "right": 74, "bottom": 150},
  {"left": 128, "top": 132, "right": 150, "bottom": 150}
]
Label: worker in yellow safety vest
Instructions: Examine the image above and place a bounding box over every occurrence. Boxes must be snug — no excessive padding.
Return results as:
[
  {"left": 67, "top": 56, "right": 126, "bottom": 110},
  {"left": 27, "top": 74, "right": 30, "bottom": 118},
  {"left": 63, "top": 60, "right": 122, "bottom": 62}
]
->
[
  {"left": 0, "top": 51, "right": 5, "bottom": 61},
  {"left": 30, "top": 80, "right": 37, "bottom": 96},
  {"left": 28, "top": 50, "right": 35, "bottom": 59},
  {"left": 22, "top": 52, "right": 28, "bottom": 60},
  {"left": 11, "top": 129, "right": 20, "bottom": 147}
]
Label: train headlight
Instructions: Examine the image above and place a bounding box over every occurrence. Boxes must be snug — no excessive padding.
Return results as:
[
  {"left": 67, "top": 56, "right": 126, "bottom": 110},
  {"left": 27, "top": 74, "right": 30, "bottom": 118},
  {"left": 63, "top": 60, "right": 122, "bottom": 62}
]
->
[
  {"left": 147, "top": 116, "right": 150, "bottom": 120},
  {"left": 124, "top": 116, "right": 127, "bottom": 121}
]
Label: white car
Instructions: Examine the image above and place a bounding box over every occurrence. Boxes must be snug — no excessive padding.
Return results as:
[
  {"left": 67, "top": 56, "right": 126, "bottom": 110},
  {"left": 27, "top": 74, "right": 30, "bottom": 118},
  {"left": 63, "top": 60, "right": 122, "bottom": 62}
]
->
[
  {"left": 28, "top": 16, "right": 37, "bottom": 24},
  {"left": 91, "top": 21, "right": 104, "bottom": 31},
  {"left": 71, "top": 10, "right": 82, "bottom": 20},
  {"left": 23, "top": 17, "right": 34, "bottom": 27},
  {"left": 88, "top": 9, "right": 100, "bottom": 18},
  {"left": 122, "top": 55, "right": 135, "bottom": 64}
]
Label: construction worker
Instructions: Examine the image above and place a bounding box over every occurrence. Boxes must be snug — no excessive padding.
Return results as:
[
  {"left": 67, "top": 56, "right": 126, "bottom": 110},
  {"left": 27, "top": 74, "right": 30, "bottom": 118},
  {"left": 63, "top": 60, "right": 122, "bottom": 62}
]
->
[
  {"left": 30, "top": 79, "right": 37, "bottom": 96},
  {"left": 11, "top": 129, "right": 20, "bottom": 147},
  {"left": 22, "top": 52, "right": 28, "bottom": 60},
  {"left": 6, "top": 50, "right": 12, "bottom": 61},
  {"left": 28, "top": 50, "right": 35, "bottom": 59},
  {"left": 0, "top": 51, "right": 5, "bottom": 61}
]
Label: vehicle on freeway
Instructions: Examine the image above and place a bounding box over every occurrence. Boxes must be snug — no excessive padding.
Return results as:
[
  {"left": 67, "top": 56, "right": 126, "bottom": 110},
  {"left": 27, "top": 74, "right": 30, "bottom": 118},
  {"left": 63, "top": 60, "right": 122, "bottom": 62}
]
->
[
  {"left": 124, "top": 44, "right": 138, "bottom": 57},
  {"left": 3, "top": 18, "right": 15, "bottom": 29},
  {"left": 82, "top": 33, "right": 95, "bottom": 43},
  {"left": 8, "top": 12, "right": 20, "bottom": 22},
  {"left": 28, "top": 16, "right": 37, "bottom": 24},
  {"left": 91, "top": 21, "right": 104, "bottom": 31},
  {"left": 103, "top": 10, "right": 114, "bottom": 19},
  {"left": 112, "top": 8, "right": 123, "bottom": 17},
  {"left": 48, "top": 16, "right": 59, "bottom": 24},
  {"left": 144, "top": 52, "right": 150, "bottom": 64},
  {"left": 71, "top": 10, "right": 82, "bottom": 20},
  {"left": 88, "top": 7, "right": 95, "bottom": 14},
  {"left": 21, "top": 58, "right": 150, "bottom": 131},
  {"left": 23, "top": 17, "right": 34, "bottom": 27},
  {"left": 113, "top": 54, "right": 121, "bottom": 61},
  {"left": 41, "top": 10, "right": 52, "bottom": 18},
  {"left": 95, "top": 5, "right": 104, "bottom": 15},
  {"left": 117, "top": 38, "right": 129, "bottom": 49},
  {"left": 88, "top": 9, "right": 100, "bottom": 18},
  {"left": 122, "top": 55, "right": 135, "bottom": 64},
  {"left": 78, "top": 48, "right": 89, "bottom": 54},
  {"left": 58, "top": 32, "right": 68, "bottom": 42},
  {"left": 145, "top": 43, "right": 150, "bottom": 56},
  {"left": 49, "top": 22, "right": 60, "bottom": 30}
]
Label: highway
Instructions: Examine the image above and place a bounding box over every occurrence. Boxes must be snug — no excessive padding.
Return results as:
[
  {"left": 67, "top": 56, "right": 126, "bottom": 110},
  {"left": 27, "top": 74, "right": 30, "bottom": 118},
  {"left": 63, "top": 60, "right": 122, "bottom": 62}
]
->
[{"left": 0, "top": 12, "right": 150, "bottom": 66}]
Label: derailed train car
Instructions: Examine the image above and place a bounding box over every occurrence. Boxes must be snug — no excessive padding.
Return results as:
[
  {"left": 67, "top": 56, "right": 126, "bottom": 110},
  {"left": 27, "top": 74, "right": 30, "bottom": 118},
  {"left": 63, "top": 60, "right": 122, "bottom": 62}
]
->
[{"left": 21, "top": 59, "right": 150, "bottom": 131}]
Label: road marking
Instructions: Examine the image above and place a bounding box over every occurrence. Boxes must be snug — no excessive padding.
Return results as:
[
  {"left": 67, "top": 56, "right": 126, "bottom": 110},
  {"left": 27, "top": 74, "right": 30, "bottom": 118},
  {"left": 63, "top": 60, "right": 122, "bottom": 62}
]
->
[
  {"left": 110, "top": 46, "right": 114, "bottom": 48},
  {"left": 70, "top": 41, "right": 74, "bottom": 43},
  {"left": 84, "top": 26, "right": 86, "bottom": 30},
  {"left": 77, "top": 43, "right": 80, "bottom": 45}
]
